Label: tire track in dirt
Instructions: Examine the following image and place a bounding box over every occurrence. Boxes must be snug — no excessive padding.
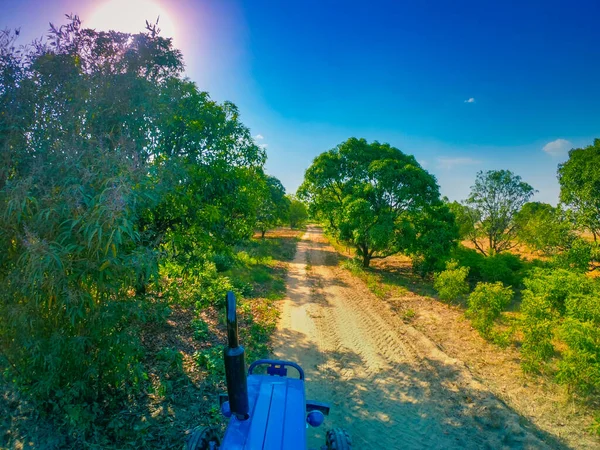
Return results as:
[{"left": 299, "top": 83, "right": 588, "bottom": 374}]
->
[{"left": 273, "top": 226, "right": 567, "bottom": 450}]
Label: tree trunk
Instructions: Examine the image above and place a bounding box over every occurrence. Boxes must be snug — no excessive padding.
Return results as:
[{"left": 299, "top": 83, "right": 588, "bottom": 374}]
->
[
  {"left": 362, "top": 253, "right": 371, "bottom": 267},
  {"left": 261, "top": 229, "right": 266, "bottom": 239}
]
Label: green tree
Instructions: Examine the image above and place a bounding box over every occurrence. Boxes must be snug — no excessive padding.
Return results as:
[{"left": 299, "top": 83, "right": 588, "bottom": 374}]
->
[
  {"left": 288, "top": 195, "right": 308, "bottom": 228},
  {"left": 464, "top": 170, "right": 535, "bottom": 255},
  {"left": 0, "top": 17, "right": 182, "bottom": 416},
  {"left": 467, "top": 282, "right": 513, "bottom": 338},
  {"left": 0, "top": 15, "right": 267, "bottom": 429},
  {"left": 256, "top": 175, "right": 290, "bottom": 238},
  {"left": 299, "top": 138, "right": 457, "bottom": 267},
  {"left": 433, "top": 260, "right": 470, "bottom": 302},
  {"left": 515, "top": 202, "right": 575, "bottom": 255},
  {"left": 558, "top": 139, "right": 600, "bottom": 241}
]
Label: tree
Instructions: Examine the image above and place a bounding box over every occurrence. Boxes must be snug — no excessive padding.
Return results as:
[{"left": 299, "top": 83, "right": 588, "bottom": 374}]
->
[
  {"left": 288, "top": 195, "right": 308, "bottom": 228},
  {"left": 515, "top": 202, "right": 575, "bottom": 255},
  {"left": 0, "top": 15, "right": 267, "bottom": 422},
  {"left": 256, "top": 175, "right": 290, "bottom": 237},
  {"left": 558, "top": 139, "right": 600, "bottom": 241},
  {"left": 299, "top": 138, "right": 457, "bottom": 268},
  {"left": 464, "top": 170, "right": 535, "bottom": 255},
  {"left": 0, "top": 16, "right": 183, "bottom": 414}
]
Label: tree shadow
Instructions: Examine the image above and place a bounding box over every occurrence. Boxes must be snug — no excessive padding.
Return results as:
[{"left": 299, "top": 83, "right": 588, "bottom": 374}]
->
[{"left": 272, "top": 327, "right": 571, "bottom": 450}]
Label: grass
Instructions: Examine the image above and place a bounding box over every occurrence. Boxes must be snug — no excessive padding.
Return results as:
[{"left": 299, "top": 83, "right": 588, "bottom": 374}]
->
[{"left": 0, "top": 228, "right": 301, "bottom": 449}]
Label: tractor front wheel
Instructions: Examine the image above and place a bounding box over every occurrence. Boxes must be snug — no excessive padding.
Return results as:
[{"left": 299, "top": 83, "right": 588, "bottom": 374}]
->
[
  {"left": 186, "top": 426, "right": 221, "bottom": 450},
  {"left": 326, "top": 428, "right": 352, "bottom": 450}
]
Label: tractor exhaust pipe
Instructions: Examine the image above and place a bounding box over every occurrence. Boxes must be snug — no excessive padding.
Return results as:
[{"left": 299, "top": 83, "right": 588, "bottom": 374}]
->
[{"left": 224, "top": 291, "right": 250, "bottom": 420}]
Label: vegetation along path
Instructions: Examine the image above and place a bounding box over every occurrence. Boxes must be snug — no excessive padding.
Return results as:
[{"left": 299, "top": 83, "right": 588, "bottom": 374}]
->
[{"left": 272, "top": 226, "right": 565, "bottom": 450}]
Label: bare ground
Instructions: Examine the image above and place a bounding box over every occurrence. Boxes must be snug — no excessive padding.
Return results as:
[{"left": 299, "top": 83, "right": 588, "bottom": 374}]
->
[{"left": 272, "top": 226, "right": 595, "bottom": 449}]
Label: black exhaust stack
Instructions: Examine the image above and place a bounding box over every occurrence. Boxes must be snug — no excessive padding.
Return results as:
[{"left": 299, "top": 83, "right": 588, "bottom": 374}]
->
[{"left": 223, "top": 291, "right": 250, "bottom": 420}]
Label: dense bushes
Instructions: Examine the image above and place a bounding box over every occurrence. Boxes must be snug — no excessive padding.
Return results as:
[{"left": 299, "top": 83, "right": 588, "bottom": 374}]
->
[
  {"left": 0, "top": 16, "right": 274, "bottom": 436},
  {"left": 449, "top": 246, "right": 525, "bottom": 286},
  {"left": 466, "top": 282, "right": 513, "bottom": 338},
  {"left": 521, "top": 269, "right": 600, "bottom": 398},
  {"left": 433, "top": 260, "right": 469, "bottom": 302}
]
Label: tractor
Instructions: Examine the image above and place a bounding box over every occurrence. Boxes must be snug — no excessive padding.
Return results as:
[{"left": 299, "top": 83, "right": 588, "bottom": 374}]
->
[{"left": 186, "top": 291, "right": 351, "bottom": 450}]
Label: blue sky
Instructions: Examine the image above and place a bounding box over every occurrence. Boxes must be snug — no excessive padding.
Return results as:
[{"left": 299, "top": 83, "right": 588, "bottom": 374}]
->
[{"left": 3, "top": 0, "right": 600, "bottom": 203}]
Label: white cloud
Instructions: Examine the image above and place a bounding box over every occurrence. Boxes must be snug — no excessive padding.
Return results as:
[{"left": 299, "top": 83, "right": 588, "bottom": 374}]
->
[
  {"left": 259, "top": 144, "right": 268, "bottom": 149},
  {"left": 254, "top": 134, "right": 264, "bottom": 140},
  {"left": 464, "top": 98, "right": 475, "bottom": 103},
  {"left": 542, "top": 138, "right": 572, "bottom": 156},
  {"left": 436, "top": 157, "right": 481, "bottom": 169}
]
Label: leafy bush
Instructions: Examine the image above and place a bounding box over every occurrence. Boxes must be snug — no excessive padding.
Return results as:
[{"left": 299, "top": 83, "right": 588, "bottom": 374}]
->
[
  {"left": 479, "top": 253, "right": 523, "bottom": 286},
  {"left": 191, "top": 318, "right": 210, "bottom": 341},
  {"left": 156, "top": 347, "right": 184, "bottom": 374},
  {"left": 194, "top": 346, "right": 225, "bottom": 375},
  {"left": 433, "top": 260, "right": 470, "bottom": 302},
  {"left": 555, "top": 292, "right": 600, "bottom": 396},
  {"left": 162, "top": 261, "right": 233, "bottom": 308},
  {"left": 450, "top": 246, "right": 524, "bottom": 286},
  {"left": 449, "top": 246, "right": 486, "bottom": 280},
  {"left": 212, "top": 253, "right": 235, "bottom": 273},
  {"left": 522, "top": 268, "right": 595, "bottom": 314},
  {"left": 520, "top": 269, "right": 597, "bottom": 372},
  {"left": 466, "top": 282, "right": 513, "bottom": 338},
  {"left": 553, "top": 238, "right": 595, "bottom": 272},
  {"left": 557, "top": 318, "right": 600, "bottom": 396},
  {"left": 520, "top": 293, "right": 559, "bottom": 371}
]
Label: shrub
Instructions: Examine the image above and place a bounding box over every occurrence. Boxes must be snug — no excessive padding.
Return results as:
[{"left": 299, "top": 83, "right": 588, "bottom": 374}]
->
[
  {"left": 191, "top": 318, "right": 210, "bottom": 341},
  {"left": 449, "top": 246, "right": 485, "bottom": 280},
  {"left": 433, "top": 260, "right": 470, "bottom": 302},
  {"left": 479, "top": 253, "right": 523, "bottom": 286},
  {"left": 449, "top": 246, "right": 525, "bottom": 286},
  {"left": 556, "top": 318, "right": 600, "bottom": 396},
  {"left": 195, "top": 346, "right": 225, "bottom": 375},
  {"left": 520, "top": 269, "right": 597, "bottom": 372},
  {"left": 156, "top": 347, "right": 184, "bottom": 374},
  {"left": 553, "top": 238, "right": 595, "bottom": 272},
  {"left": 466, "top": 282, "right": 513, "bottom": 338},
  {"left": 212, "top": 253, "right": 235, "bottom": 272},
  {"left": 522, "top": 268, "right": 595, "bottom": 314},
  {"left": 555, "top": 292, "right": 600, "bottom": 396},
  {"left": 161, "top": 261, "right": 233, "bottom": 308},
  {"left": 520, "top": 293, "right": 559, "bottom": 371}
]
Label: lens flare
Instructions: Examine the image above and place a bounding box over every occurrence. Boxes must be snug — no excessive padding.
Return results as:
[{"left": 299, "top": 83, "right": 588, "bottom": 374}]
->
[{"left": 87, "top": 0, "right": 177, "bottom": 42}]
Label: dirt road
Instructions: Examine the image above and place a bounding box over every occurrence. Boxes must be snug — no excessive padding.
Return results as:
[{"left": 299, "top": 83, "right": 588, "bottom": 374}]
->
[{"left": 272, "top": 226, "right": 566, "bottom": 450}]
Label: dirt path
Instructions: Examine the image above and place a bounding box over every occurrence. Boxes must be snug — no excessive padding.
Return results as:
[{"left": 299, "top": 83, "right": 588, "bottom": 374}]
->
[{"left": 272, "top": 226, "right": 568, "bottom": 450}]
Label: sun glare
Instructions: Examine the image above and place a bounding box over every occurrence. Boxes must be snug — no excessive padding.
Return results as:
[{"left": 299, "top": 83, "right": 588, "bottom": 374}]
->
[{"left": 87, "top": 0, "right": 177, "bottom": 42}]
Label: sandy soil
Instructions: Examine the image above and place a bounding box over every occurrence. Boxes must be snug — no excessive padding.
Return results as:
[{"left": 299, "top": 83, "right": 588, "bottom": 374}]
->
[{"left": 272, "top": 226, "right": 583, "bottom": 450}]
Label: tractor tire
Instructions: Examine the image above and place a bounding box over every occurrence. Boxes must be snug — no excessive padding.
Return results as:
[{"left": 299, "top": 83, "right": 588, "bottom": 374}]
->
[
  {"left": 186, "top": 426, "right": 221, "bottom": 450},
  {"left": 326, "top": 428, "right": 352, "bottom": 450}
]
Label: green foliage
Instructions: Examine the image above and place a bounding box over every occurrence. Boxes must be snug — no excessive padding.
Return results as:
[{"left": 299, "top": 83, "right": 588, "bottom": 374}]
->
[
  {"left": 433, "top": 260, "right": 470, "bottom": 302},
  {"left": 0, "top": 14, "right": 268, "bottom": 438},
  {"left": 288, "top": 195, "right": 308, "bottom": 229},
  {"left": 161, "top": 260, "right": 233, "bottom": 308},
  {"left": 466, "top": 282, "right": 513, "bottom": 338},
  {"left": 194, "top": 346, "right": 224, "bottom": 375},
  {"left": 515, "top": 202, "right": 575, "bottom": 254},
  {"left": 553, "top": 238, "right": 599, "bottom": 272},
  {"left": 449, "top": 246, "right": 525, "bottom": 286},
  {"left": 558, "top": 139, "right": 600, "bottom": 240},
  {"left": 464, "top": 170, "right": 535, "bottom": 255},
  {"left": 479, "top": 252, "right": 524, "bottom": 286},
  {"left": 256, "top": 176, "right": 290, "bottom": 237},
  {"left": 299, "top": 137, "right": 457, "bottom": 268},
  {"left": 557, "top": 318, "right": 600, "bottom": 396},
  {"left": 520, "top": 269, "right": 597, "bottom": 372},
  {"left": 191, "top": 318, "right": 210, "bottom": 341},
  {"left": 402, "top": 309, "right": 416, "bottom": 322},
  {"left": 156, "top": 347, "right": 184, "bottom": 374}
]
